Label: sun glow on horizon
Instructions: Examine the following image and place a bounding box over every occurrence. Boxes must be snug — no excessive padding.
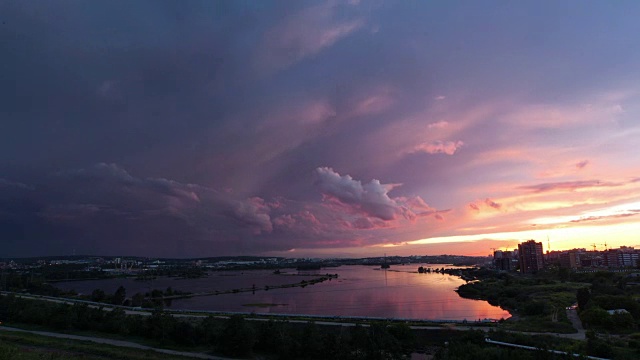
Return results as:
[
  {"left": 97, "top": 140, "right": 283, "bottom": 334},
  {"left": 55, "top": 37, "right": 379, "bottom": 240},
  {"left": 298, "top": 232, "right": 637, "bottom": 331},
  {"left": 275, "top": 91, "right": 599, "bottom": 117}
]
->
[{"left": 407, "top": 221, "right": 640, "bottom": 253}]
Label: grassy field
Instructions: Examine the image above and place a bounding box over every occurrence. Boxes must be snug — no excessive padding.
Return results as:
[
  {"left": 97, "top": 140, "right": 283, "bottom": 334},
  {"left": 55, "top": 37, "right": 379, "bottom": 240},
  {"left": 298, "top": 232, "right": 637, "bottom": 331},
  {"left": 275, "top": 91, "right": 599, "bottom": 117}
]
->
[{"left": 0, "top": 331, "right": 208, "bottom": 360}]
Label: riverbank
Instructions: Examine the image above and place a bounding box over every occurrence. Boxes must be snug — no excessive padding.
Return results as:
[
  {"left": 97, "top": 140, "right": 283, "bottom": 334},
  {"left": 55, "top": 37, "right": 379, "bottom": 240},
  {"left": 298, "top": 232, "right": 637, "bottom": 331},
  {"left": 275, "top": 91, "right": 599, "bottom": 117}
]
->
[{"left": 452, "top": 268, "right": 582, "bottom": 333}]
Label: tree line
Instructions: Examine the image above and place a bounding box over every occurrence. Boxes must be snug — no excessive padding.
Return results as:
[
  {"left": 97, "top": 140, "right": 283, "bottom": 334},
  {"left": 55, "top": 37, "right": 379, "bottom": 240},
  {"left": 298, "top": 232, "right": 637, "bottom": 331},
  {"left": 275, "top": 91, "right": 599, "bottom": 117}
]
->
[{"left": 0, "top": 294, "right": 415, "bottom": 359}]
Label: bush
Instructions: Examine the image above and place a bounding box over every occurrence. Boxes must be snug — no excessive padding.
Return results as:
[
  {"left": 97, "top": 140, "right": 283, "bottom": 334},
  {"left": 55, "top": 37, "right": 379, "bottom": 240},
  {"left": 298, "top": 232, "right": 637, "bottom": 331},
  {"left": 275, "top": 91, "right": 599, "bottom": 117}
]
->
[{"left": 523, "top": 301, "right": 546, "bottom": 316}]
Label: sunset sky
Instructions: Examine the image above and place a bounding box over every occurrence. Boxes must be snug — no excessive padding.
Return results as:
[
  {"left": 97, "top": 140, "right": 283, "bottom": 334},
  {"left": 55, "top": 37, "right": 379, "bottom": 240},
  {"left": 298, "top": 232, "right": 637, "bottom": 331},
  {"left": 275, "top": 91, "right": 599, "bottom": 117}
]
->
[{"left": 2, "top": 1, "right": 640, "bottom": 258}]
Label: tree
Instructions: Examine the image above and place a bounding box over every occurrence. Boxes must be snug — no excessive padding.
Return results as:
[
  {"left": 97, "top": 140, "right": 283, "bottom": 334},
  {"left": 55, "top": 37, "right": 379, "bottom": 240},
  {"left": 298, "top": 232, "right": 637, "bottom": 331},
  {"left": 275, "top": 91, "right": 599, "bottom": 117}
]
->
[
  {"left": 587, "top": 333, "right": 614, "bottom": 358},
  {"left": 298, "top": 322, "right": 323, "bottom": 359},
  {"left": 610, "top": 311, "right": 635, "bottom": 330},
  {"left": 150, "top": 289, "right": 164, "bottom": 307},
  {"left": 523, "top": 301, "right": 545, "bottom": 316},
  {"left": 131, "top": 292, "right": 145, "bottom": 307},
  {"left": 577, "top": 287, "right": 590, "bottom": 311},
  {"left": 147, "top": 309, "right": 175, "bottom": 342},
  {"left": 580, "top": 307, "right": 612, "bottom": 329},
  {"left": 388, "top": 323, "right": 415, "bottom": 352},
  {"left": 112, "top": 286, "right": 126, "bottom": 305},
  {"left": 367, "top": 322, "right": 401, "bottom": 359},
  {"left": 557, "top": 267, "right": 570, "bottom": 282},
  {"left": 197, "top": 315, "right": 224, "bottom": 346},
  {"left": 90, "top": 288, "right": 106, "bottom": 302},
  {"left": 219, "top": 315, "right": 255, "bottom": 357},
  {"left": 102, "top": 308, "right": 129, "bottom": 334}
]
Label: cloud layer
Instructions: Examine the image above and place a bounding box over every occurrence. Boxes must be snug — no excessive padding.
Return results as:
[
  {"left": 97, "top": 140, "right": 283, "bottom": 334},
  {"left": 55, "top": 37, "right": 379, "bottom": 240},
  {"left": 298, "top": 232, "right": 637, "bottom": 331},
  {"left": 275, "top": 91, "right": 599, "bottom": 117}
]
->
[{"left": 2, "top": 1, "right": 640, "bottom": 256}]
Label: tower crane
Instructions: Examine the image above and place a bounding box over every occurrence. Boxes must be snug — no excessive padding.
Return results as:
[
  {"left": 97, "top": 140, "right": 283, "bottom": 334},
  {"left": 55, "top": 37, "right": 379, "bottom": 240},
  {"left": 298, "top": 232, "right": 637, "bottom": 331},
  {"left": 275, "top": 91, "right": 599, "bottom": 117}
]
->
[{"left": 547, "top": 235, "right": 551, "bottom": 252}]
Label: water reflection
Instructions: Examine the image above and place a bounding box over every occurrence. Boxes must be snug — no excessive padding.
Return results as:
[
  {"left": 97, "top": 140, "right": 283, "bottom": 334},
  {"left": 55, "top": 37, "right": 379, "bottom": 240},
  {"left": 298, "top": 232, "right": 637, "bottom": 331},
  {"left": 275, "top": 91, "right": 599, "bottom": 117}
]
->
[{"left": 55, "top": 264, "right": 509, "bottom": 320}]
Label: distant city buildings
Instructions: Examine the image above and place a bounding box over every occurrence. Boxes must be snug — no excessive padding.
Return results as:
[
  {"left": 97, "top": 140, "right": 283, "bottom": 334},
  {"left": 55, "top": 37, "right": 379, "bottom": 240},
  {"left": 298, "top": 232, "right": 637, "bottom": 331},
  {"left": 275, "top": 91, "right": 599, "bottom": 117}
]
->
[
  {"left": 492, "top": 240, "right": 640, "bottom": 274},
  {"left": 518, "top": 240, "right": 545, "bottom": 274},
  {"left": 559, "top": 250, "right": 584, "bottom": 269},
  {"left": 554, "top": 246, "right": 640, "bottom": 270}
]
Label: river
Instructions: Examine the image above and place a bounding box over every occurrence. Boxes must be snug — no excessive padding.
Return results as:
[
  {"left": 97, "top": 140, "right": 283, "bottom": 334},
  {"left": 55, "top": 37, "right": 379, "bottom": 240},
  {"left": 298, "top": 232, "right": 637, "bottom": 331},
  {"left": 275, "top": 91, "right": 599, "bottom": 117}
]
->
[{"left": 53, "top": 264, "right": 509, "bottom": 321}]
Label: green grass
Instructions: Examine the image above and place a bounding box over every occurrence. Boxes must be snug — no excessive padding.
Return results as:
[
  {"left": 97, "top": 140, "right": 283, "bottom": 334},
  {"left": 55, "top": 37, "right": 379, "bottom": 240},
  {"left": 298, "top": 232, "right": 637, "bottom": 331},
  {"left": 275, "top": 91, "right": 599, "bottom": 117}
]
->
[
  {"left": 2, "top": 322, "right": 158, "bottom": 348},
  {"left": 1, "top": 322, "right": 217, "bottom": 355},
  {"left": 501, "top": 315, "right": 576, "bottom": 333},
  {"left": 0, "top": 331, "right": 210, "bottom": 360}
]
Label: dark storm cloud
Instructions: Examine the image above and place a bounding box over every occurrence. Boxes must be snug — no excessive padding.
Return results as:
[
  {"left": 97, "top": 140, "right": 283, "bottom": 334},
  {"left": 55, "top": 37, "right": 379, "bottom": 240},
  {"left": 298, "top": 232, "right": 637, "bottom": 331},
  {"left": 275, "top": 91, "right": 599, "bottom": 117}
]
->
[
  {"left": 0, "top": 0, "right": 262, "bottom": 173},
  {"left": 0, "top": 163, "right": 445, "bottom": 256},
  {"left": 0, "top": 163, "right": 289, "bottom": 256}
]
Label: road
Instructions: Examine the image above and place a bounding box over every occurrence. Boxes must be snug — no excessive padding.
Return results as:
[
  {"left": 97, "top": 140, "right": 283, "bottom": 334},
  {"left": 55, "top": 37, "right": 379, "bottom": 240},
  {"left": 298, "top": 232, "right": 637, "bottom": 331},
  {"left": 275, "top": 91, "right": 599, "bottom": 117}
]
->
[{"left": 0, "top": 325, "right": 232, "bottom": 360}]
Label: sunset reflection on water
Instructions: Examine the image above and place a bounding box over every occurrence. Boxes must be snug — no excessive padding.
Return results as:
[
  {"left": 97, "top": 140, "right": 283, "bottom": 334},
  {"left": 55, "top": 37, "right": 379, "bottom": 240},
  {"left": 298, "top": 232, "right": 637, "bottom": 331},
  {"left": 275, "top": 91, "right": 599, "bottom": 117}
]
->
[{"left": 57, "top": 264, "right": 510, "bottom": 321}]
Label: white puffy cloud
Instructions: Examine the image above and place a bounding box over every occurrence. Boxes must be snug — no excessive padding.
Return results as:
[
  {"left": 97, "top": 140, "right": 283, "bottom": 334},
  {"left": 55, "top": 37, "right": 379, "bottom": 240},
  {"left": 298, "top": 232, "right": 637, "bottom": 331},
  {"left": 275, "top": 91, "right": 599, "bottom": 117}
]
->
[
  {"left": 314, "top": 167, "right": 438, "bottom": 225},
  {"left": 314, "top": 167, "right": 400, "bottom": 220}
]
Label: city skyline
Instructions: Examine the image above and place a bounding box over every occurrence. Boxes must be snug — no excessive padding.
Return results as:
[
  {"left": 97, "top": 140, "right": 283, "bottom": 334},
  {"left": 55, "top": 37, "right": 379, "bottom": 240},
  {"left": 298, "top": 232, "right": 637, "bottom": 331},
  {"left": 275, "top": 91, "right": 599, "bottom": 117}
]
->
[{"left": 2, "top": 1, "right": 640, "bottom": 258}]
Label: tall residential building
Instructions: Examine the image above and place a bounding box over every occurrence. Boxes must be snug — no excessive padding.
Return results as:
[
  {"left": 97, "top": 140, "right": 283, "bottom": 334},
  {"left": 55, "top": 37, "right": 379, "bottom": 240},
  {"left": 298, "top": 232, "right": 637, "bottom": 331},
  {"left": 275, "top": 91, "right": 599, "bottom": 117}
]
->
[
  {"left": 493, "top": 250, "right": 517, "bottom": 271},
  {"left": 518, "top": 240, "right": 544, "bottom": 274}
]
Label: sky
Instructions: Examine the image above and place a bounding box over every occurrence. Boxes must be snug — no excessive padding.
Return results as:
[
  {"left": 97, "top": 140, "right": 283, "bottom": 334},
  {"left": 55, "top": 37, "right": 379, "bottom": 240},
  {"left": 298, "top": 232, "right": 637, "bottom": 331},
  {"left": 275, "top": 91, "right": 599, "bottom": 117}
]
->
[{"left": 1, "top": 0, "right": 640, "bottom": 258}]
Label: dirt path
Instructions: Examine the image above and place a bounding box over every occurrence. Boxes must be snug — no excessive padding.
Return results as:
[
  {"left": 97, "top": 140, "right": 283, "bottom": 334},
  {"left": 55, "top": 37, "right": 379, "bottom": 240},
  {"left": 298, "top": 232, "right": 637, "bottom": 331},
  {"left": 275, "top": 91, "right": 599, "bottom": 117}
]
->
[
  {"left": 565, "top": 309, "right": 586, "bottom": 340},
  {"left": 0, "top": 326, "right": 232, "bottom": 360}
]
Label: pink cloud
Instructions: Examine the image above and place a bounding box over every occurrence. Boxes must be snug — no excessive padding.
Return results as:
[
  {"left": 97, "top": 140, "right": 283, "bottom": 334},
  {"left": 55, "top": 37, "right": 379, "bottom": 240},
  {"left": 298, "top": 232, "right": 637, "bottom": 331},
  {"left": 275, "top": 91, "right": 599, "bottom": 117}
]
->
[
  {"left": 257, "top": 2, "right": 364, "bottom": 71},
  {"left": 349, "top": 88, "right": 396, "bottom": 117},
  {"left": 484, "top": 198, "right": 502, "bottom": 209},
  {"left": 518, "top": 180, "right": 619, "bottom": 193},
  {"left": 352, "top": 217, "right": 378, "bottom": 229},
  {"left": 411, "top": 140, "right": 464, "bottom": 155},
  {"left": 502, "top": 94, "right": 630, "bottom": 130},
  {"left": 396, "top": 196, "right": 434, "bottom": 212},
  {"left": 427, "top": 121, "right": 448, "bottom": 129},
  {"left": 273, "top": 210, "right": 323, "bottom": 234},
  {"left": 575, "top": 160, "right": 589, "bottom": 169},
  {"left": 467, "top": 199, "right": 501, "bottom": 212},
  {"left": 232, "top": 197, "right": 273, "bottom": 234},
  {"left": 395, "top": 196, "right": 437, "bottom": 220},
  {"left": 570, "top": 211, "right": 640, "bottom": 223},
  {"left": 273, "top": 214, "right": 295, "bottom": 228}
]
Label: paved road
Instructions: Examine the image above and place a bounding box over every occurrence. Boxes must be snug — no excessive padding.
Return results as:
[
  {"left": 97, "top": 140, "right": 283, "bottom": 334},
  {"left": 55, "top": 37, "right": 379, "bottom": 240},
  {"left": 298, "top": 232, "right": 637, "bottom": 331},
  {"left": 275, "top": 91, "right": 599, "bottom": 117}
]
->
[{"left": 0, "top": 326, "right": 231, "bottom": 360}]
